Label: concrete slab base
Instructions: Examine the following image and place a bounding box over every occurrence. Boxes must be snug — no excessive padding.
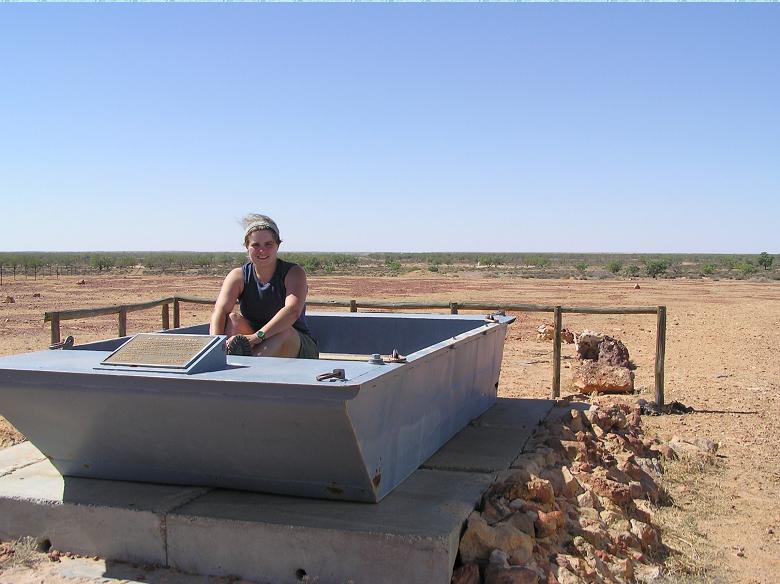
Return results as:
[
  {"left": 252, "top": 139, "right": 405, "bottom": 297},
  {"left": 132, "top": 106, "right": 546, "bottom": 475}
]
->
[
  {"left": 0, "top": 397, "right": 553, "bottom": 584},
  {"left": 422, "top": 398, "right": 554, "bottom": 473},
  {"left": 0, "top": 440, "right": 45, "bottom": 477},
  {"left": 0, "top": 458, "right": 209, "bottom": 565},
  {"left": 167, "top": 469, "right": 493, "bottom": 584}
]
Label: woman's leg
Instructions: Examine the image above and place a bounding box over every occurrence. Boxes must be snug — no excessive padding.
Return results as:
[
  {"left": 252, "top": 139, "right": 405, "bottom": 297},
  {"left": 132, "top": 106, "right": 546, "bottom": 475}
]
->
[
  {"left": 224, "top": 313, "right": 301, "bottom": 358},
  {"left": 223, "top": 313, "right": 256, "bottom": 355},
  {"left": 225, "top": 312, "right": 256, "bottom": 337},
  {"left": 254, "top": 327, "right": 301, "bottom": 358}
]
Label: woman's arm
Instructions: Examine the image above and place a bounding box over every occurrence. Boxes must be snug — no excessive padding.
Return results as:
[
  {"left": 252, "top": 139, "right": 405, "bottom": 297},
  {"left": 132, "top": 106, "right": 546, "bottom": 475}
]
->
[
  {"left": 209, "top": 268, "right": 244, "bottom": 335},
  {"left": 249, "top": 265, "right": 308, "bottom": 344}
]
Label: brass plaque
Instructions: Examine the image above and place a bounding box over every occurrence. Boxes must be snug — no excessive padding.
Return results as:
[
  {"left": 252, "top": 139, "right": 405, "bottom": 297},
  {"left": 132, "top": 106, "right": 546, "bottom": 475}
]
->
[{"left": 103, "top": 334, "right": 216, "bottom": 369}]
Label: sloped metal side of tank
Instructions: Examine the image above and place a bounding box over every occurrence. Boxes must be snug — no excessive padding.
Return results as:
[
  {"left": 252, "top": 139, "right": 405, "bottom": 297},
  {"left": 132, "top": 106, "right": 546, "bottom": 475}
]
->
[
  {"left": 0, "top": 312, "right": 513, "bottom": 502},
  {"left": 0, "top": 356, "right": 381, "bottom": 500},
  {"left": 345, "top": 320, "right": 509, "bottom": 501}
]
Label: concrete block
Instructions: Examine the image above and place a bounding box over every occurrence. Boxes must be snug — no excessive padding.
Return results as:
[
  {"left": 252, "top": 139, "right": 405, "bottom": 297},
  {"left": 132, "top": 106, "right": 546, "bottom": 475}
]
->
[
  {"left": 0, "top": 459, "right": 209, "bottom": 565},
  {"left": 422, "top": 425, "right": 531, "bottom": 473},
  {"left": 0, "top": 441, "right": 45, "bottom": 477},
  {"left": 422, "top": 399, "right": 553, "bottom": 473},
  {"left": 167, "top": 469, "right": 493, "bottom": 584},
  {"left": 474, "top": 398, "right": 554, "bottom": 430}
]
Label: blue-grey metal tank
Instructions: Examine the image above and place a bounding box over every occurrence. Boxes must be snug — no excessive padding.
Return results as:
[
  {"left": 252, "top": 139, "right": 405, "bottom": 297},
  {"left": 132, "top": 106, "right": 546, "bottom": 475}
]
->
[{"left": 0, "top": 312, "right": 514, "bottom": 502}]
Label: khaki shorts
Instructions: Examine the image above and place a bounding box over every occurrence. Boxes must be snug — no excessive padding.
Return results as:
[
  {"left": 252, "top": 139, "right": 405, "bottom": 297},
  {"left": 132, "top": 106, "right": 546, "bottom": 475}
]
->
[{"left": 297, "top": 330, "right": 319, "bottom": 359}]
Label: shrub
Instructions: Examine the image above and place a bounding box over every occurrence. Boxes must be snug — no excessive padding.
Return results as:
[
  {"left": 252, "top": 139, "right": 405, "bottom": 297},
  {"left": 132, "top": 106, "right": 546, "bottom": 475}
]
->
[
  {"left": 738, "top": 262, "right": 757, "bottom": 277},
  {"left": 645, "top": 259, "right": 669, "bottom": 279},
  {"left": 526, "top": 256, "right": 549, "bottom": 268},
  {"left": 758, "top": 252, "right": 774, "bottom": 271},
  {"left": 624, "top": 265, "right": 640, "bottom": 277},
  {"left": 606, "top": 261, "right": 622, "bottom": 274},
  {"left": 701, "top": 263, "right": 716, "bottom": 276},
  {"left": 89, "top": 254, "right": 114, "bottom": 272}
]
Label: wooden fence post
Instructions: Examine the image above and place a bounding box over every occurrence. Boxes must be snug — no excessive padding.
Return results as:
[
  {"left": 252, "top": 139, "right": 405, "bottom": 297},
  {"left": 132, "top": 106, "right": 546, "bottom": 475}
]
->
[
  {"left": 350, "top": 299, "right": 357, "bottom": 313},
  {"left": 118, "top": 307, "right": 127, "bottom": 337},
  {"left": 450, "top": 302, "right": 459, "bottom": 314},
  {"left": 162, "top": 303, "right": 170, "bottom": 330},
  {"left": 173, "top": 299, "right": 180, "bottom": 328},
  {"left": 552, "top": 306, "right": 562, "bottom": 399},
  {"left": 655, "top": 306, "right": 667, "bottom": 407},
  {"left": 50, "top": 313, "right": 61, "bottom": 345}
]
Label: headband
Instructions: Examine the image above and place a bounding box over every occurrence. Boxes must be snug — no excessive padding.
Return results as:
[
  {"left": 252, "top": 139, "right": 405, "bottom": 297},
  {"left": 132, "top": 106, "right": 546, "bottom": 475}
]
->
[{"left": 244, "top": 220, "right": 280, "bottom": 240}]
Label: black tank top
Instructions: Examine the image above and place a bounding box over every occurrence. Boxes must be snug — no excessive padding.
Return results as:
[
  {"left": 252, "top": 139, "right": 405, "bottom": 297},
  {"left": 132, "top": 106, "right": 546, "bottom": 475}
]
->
[{"left": 238, "top": 260, "right": 312, "bottom": 335}]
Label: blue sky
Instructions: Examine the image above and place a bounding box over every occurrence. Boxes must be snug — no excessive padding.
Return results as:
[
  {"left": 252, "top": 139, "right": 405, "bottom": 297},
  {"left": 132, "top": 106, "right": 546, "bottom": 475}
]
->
[{"left": 1, "top": 4, "right": 777, "bottom": 253}]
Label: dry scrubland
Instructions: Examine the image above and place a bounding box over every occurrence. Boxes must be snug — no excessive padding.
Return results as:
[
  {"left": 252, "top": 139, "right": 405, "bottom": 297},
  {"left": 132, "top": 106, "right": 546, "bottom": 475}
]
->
[{"left": 0, "top": 272, "right": 778, "bottom": 583}]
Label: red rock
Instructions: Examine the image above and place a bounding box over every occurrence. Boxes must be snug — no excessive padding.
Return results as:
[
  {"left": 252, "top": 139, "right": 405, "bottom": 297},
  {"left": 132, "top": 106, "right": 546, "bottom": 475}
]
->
[
  {"left": 630, "top": 519, "right": 660, "bottom": 550},
  {"left": 556, "top": 440, "right": 583, "bottom": 461},
  {"left": 578, "top": 474, "right": 631, "bottom": 505},
  {"left": 568, "top": 409, "right": 586, "bottom": 433},
  {"left": 693, "top": 437, "right": 719, "bottom": 455},
  {"left": 580, "top": 526, "right": 612, "bottom": 550},
  {"left": 525, "top": 477, "right": 556, "bottom": 506},
  {"left": 668, "top": 436, "right": 718, "bottom": 459},
  {"left": 627, "top": 502, "right": 653, "bottom": 524},
  {"left": 572, "top": 361, "right": 634, "bottom": 394},
  {"left": 483, "top": 496, "right": 513, "bottom": 523},
  {"left": 504, "top": 511, "right": 535, "bottom": 536},
  {"left": 594, "top": 549, "right": 610, "bottom": 562},
  {"left": 575, "top": 331, "right": 602, "bottom": 360},
  {"left": 612, "top": 529, "right": 642, "bottom": 551},
  {"left": 655, "top": 444, "right": 678, "bottom": 460},
  {"left": 598, "top": 336, "right": 631, "bottom": 369},
  {"left": 485, "top": 565, "right": 541, "bottom": 584},
  {"left": 561, "top": 466, "right": 581, "bottom": 498},
  {"left": 610, "top": 558, "right": 635, "bottom": 581},
  {"left": 576, "top": 489, "right": 601, "bottom": 510},
  {"left": 604, "top": 466, "right": 632, "bottom": 485},
  {"left": 535, "top": 510, "right": 565, "bottom": 538},
  {"left": 452, "top": 563, "right": 480, "bottom": 584},
  {"left": 459, "top": 512, "right": 497, "bottom": 562}
]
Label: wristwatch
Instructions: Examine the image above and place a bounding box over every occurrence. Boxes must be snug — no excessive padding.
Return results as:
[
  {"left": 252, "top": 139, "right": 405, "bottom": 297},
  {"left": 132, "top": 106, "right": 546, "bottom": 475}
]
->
[{"left": 255, "top": 330, "right": 266, "bottom": 343}]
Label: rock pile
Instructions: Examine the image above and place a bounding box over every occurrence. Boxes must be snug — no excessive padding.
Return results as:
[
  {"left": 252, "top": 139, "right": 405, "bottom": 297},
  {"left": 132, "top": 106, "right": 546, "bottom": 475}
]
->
[
  {"left": 537, "top": 324, "right": 555, "bottom": 342},
  {"left": 572, "top": 333, "right": 634, "bottom": 395},
  {"left": 574, "top": 331, "right": 602, "bottom": 361},
  {"left": 536, "top": 325, "right": 575, "bottom": 344},
  {"left": 453, "top": 403, "right": 671, "bottom": 584}
]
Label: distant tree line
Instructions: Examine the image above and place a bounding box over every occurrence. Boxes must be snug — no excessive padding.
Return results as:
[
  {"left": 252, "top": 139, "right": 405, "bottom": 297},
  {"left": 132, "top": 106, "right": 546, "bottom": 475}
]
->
[{"left": 0, "top": 251, "right": 776, "bottom": 281}]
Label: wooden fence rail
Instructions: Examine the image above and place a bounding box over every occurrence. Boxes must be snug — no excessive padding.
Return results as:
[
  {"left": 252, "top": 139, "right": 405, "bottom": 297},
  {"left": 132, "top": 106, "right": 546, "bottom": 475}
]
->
[{"left": 45, "top": 296, "right": 667, "bottom": 406}]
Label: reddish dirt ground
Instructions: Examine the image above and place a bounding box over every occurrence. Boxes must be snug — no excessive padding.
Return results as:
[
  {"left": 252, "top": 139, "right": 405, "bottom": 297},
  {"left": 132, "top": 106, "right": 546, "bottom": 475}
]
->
[{"left": 0, "top": 272, "right": 778, "bottom": 582}]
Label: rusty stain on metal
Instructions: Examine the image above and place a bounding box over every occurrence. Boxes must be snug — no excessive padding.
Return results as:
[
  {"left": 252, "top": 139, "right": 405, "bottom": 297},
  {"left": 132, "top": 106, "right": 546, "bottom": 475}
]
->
[{"left": 325, "top": 484, "right": 344, "bottom": 496}]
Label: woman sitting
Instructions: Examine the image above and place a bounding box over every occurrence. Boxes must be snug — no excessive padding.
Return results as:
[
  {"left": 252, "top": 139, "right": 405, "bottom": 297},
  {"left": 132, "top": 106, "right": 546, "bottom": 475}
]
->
[{"left": 209, "top": 214, "right": 318, "bottom": 358}]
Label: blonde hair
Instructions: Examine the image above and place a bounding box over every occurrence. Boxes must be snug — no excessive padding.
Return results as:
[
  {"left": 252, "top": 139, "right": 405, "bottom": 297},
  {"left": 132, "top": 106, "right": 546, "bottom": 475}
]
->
[{"left": 242, "top": 214, "right": 281, "bottom": 247}]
